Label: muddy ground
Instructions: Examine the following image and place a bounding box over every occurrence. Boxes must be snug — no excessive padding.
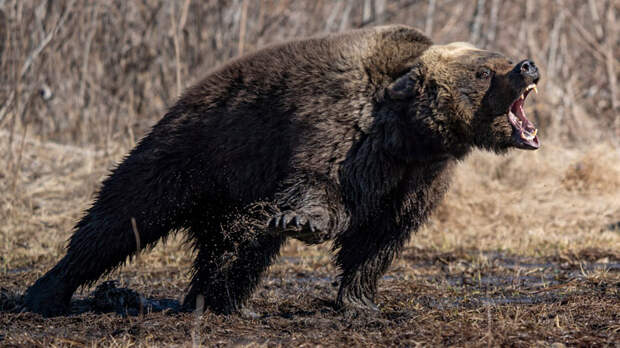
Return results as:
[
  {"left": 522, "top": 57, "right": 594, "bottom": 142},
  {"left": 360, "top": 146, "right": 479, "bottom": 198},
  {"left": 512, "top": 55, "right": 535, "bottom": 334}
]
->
[{"left": 1, "top": 244, "right": 618, "bottom": 347}]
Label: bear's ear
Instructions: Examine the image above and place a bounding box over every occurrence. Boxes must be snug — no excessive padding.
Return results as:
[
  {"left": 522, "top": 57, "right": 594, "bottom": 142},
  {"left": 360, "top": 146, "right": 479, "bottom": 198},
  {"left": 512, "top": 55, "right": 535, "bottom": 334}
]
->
[
  {"left": 387, "top": 67, "right": 422, "bottom": 100},
  {"left": 387, "top": 75, "right": 415, "bottom": 100}
]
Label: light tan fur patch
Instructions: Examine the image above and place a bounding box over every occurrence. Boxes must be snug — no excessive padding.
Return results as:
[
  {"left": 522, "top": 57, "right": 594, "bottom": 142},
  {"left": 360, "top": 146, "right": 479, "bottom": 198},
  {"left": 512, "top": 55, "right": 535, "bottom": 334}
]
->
[{"left": 420, "top": 42, "right": 480, "bottom": 63}]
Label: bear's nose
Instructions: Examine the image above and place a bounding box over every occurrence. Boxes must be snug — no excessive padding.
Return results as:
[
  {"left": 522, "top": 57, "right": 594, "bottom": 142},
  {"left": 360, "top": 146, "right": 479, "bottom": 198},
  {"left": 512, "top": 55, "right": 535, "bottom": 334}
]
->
[{"left": 514, "top": 59, "right": 539, "bottom": 83}]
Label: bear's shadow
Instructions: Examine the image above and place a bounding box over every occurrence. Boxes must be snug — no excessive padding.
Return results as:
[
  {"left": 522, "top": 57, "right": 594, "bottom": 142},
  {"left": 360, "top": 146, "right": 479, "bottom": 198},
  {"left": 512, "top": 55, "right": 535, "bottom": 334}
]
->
[
  {"left": 1, "top": 281, "right": 183, "bottom": 317},
  {"left": 75, "top": 280, "right": 183, "bottom": 316},
  {"left": 3, "top": 283, "right": 406, "bottom": 321}
]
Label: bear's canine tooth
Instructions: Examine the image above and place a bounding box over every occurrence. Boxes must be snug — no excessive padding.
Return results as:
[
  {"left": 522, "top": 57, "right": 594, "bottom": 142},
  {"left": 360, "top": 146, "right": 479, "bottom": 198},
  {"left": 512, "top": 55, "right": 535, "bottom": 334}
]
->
[
  {"left": 521, "top": 129, "right": 537, "bottom": 141},
  {"left": 521, "top": 132, "right": 534, "bottom": 140}
]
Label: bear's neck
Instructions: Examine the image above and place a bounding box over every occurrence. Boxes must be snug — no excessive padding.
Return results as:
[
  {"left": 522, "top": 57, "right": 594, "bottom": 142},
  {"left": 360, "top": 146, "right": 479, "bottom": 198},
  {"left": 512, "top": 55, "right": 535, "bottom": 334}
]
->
[
  {"left": 374, "top": 101, "right": 469, "bottom": 162},
  {"left": 341, "top": 105, "right": 459, "bottom": 223}
]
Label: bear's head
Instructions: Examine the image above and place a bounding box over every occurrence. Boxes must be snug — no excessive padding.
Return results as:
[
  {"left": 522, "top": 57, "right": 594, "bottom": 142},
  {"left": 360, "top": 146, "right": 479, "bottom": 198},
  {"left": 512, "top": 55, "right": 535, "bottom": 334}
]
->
[{"left": 386, "top": 42, "right": 540, "bottom": 159}]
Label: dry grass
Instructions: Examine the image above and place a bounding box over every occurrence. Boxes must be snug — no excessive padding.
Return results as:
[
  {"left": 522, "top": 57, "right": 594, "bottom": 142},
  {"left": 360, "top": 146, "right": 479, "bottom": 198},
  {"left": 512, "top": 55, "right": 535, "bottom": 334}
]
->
[
  {"left": 416, "top": 142, "right": 620, "bottom": 256},
  {"left": 1, "top": 0, "right": 619, "bottom": 346}
]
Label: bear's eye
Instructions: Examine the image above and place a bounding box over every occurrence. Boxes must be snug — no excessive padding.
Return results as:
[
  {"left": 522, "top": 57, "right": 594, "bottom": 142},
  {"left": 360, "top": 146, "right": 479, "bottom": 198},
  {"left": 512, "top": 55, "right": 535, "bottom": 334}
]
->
[{"left": 477, "top": 68, "right": 492, "bottom": 80}]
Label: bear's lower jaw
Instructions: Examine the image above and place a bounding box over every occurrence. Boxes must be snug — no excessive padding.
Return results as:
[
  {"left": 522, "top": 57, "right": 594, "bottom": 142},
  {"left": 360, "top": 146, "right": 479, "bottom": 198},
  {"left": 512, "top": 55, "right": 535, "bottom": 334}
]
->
[{"left": 511, "top": 129, "right": 540, "bottom": 150}]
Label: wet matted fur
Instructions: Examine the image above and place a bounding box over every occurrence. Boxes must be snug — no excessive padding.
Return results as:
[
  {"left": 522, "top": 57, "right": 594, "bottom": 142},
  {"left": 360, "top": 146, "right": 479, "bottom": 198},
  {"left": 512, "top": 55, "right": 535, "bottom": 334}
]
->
[{"left": 23, "top": 25, "right": 540, "bottom": 316}]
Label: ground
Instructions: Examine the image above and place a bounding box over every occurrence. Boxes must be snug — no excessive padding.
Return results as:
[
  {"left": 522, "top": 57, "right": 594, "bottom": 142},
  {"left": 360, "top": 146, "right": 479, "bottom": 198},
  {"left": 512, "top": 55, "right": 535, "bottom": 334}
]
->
[{"left": 1, "top": 131, "right": 619, "bottom": 346}]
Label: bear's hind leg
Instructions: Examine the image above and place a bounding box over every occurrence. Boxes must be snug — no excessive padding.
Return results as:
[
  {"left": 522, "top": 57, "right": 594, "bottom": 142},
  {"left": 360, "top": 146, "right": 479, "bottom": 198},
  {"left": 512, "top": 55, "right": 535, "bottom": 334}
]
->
[{"left": 23, "top": 213, "right": 172, "bottom": 317}]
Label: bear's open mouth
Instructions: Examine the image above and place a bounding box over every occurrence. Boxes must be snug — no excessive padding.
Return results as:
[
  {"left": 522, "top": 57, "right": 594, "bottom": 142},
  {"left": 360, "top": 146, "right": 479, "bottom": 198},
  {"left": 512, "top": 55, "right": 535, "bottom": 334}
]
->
[{"left": 508, "top": 83, "right": 539, "bottom": 150}]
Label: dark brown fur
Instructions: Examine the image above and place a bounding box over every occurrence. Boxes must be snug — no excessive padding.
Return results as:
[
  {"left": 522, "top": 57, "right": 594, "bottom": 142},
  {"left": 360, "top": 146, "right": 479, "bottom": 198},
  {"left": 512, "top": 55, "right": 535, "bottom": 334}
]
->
[{"left": 23, "top": 26, "right": 539, "bottom": 316}]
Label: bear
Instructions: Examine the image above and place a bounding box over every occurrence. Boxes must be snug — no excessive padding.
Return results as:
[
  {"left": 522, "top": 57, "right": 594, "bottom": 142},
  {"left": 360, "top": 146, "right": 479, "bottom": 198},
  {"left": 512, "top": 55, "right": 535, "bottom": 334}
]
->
[{"left": 23, "top": 25, "right": 540, "bottom": 317}]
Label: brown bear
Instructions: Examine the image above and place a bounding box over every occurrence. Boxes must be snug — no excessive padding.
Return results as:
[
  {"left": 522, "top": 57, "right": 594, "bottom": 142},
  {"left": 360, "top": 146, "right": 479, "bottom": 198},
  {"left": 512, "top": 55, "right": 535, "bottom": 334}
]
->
[{"left": 23, "top": 25, "right": 540, "bottom": 317}]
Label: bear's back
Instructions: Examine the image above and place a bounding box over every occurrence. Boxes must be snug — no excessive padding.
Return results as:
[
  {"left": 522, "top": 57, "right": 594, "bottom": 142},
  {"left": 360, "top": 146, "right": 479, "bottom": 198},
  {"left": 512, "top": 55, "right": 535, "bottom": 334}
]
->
[{"left": 143, "top": 26, "right": 432, "bottom": 203}]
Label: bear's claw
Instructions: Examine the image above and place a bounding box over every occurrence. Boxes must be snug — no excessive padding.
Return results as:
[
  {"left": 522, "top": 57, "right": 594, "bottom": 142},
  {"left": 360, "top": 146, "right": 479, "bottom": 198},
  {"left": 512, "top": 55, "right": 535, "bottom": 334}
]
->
[
  {"left": 268, "top": 209, "right": 332, "bottom": 244},
  {"left": 269, "top": 210, "right": 316, "bottom": 233}
]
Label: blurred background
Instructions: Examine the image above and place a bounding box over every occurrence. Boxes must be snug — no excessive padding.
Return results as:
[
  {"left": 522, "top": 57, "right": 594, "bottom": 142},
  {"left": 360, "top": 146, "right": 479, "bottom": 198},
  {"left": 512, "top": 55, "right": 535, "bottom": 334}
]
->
[
  {"left": 0, "top": 0, "right": 618, "bottom": 264},
  {"left": 1, "top": 0, "right": 617, "bottom": 149}
]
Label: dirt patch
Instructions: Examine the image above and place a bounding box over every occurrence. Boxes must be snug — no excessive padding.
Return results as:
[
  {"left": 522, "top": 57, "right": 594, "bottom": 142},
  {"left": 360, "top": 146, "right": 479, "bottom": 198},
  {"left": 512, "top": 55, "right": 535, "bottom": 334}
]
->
[{"left": 2, "top": 248, "right": 618, "bottom": 347}]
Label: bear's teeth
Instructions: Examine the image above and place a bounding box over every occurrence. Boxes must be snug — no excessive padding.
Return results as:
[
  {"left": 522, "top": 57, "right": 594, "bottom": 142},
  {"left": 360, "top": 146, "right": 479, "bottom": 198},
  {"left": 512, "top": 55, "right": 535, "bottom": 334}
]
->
[
  {"left": 526, "top": 84, "right": 538, "bottom": 94},
  {"left": 521, "top": 129, "right": 537, "bottom": 140},
  {"left": 522, "top": 132, "right": 535, "bottom": 140}
]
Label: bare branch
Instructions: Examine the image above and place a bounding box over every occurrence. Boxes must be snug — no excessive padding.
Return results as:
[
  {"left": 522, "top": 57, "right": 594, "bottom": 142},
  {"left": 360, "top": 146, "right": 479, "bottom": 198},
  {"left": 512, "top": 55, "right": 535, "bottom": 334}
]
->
[
  {"left": 605, "top": 0, "right": 618, "bottom": 111},
  {"left": 567, "top": 13, "right": 615, "bottom": 65},
  {"left": 238, "top": 0, "right": 248, "bottom": 56},
  {"left": 339, "top": 0, "right": 354, "bottom": 32},
  {"left": 487, "top": 0, "right": 501, "bottom": 43},
  {"left": 547, "top": 5, "right": 564, "bottom": 77},
  {"left": 588, "top": 0, "right": 604, "bottom": 40},
  {"left": 179, "top": 0, "right": 192, "bottom": 31},
  {"left": 0, "top": 0, "right": 75, "bottom": 126},
  {"left": 20, "top": 0, "right": 75, "bottom": 78},
  {"left": 470, "top": 0, "right": 485, "bottom": 45},
  {"left": 171, "top": 2, "right": 182, "bottom": 97},
  {"left": 424, "top": 0, "right": 436, "bottom": 37}
]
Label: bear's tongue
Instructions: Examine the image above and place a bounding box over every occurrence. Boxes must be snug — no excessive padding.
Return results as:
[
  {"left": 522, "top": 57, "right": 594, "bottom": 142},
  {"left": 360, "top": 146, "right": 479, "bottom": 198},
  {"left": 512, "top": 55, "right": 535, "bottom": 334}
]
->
[{"left": 508, "top": 87, "right": 539, "bottom": 149}]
